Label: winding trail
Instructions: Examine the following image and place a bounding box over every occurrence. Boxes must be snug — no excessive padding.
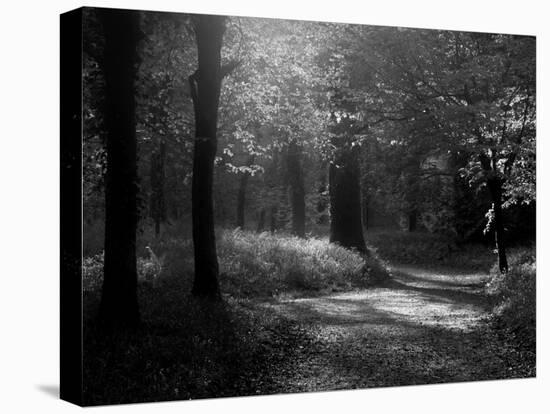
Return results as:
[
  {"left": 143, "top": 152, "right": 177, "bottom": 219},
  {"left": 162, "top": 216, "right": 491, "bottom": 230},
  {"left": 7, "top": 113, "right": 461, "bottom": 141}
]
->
[{"left": 260, "top": 265, "right": 518, "bottom": 391}]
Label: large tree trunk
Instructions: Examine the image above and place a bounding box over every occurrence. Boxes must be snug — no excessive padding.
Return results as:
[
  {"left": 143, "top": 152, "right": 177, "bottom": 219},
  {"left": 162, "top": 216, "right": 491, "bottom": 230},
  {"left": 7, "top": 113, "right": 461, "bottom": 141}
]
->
[
  {"left": 150, "top": 138, "right": 166, "bottom": 237},
  {"left": 362, "top": 191, "right": 369, "bottom": 230},
  {"left": 408, "top": 209, "right": 417, "bottom": 232},
  {"left": 286, "top": 140, "right": 306, "bottom": 237},
  {"left": 236, "top": 154, "right": 255, "bottom": 229},
  {"left": 98, "top": 10, "right": 141, "bottom": 328},
  {"left": 488, "top": 178, "right": 509, "bottom": 273},
  {"left": 329, "top": 141, "right": 367, "bottom": 253},
  {"left": 188, "top": 16, "right": 226, "bottom": 298}
]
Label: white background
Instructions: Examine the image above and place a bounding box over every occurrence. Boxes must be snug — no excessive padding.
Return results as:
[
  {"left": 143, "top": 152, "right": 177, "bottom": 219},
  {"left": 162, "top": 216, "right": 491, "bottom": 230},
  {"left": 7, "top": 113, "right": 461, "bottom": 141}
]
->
[{"left": 0, "top": 0, "right": 547, "bottom": 412}]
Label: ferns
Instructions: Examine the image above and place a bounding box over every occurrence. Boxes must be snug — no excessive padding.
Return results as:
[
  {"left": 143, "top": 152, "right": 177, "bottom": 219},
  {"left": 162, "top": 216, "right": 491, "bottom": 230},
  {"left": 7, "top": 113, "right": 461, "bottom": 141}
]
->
[{"left": 82, "top": 228, "right": 389, "bottom": 297}]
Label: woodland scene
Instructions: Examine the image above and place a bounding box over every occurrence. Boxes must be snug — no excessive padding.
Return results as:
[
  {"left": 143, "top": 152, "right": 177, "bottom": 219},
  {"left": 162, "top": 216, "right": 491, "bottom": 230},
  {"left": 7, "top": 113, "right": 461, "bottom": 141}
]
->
[{"left": 80, "top": 7, "right": 536, "bottom": 405}]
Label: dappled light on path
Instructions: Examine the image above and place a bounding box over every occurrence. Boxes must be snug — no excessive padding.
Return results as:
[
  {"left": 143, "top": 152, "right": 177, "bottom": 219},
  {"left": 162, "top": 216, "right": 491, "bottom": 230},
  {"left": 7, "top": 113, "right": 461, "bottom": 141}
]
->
[
  {"left": 267, "top": 265, "right": 490, "bottom": 331},
  {"left": 260, "top": 265, "right": 516, "bottom": 391}
]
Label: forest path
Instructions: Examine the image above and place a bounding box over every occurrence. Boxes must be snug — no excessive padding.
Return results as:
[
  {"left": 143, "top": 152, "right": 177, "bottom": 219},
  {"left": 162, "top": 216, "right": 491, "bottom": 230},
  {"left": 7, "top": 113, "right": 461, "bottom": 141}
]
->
[{"left": 259, "top": 264, "right": 516, "bottom": 391}]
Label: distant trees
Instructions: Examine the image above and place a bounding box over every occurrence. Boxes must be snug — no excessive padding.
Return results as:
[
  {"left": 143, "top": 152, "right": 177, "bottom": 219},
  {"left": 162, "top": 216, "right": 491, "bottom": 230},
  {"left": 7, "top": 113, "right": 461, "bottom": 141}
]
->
[
  {"left": 323, "top": 27, "right": 535, "bottom": 270},
  {"left": 97, "top": 9, "right": 141, "bottom": 327}
]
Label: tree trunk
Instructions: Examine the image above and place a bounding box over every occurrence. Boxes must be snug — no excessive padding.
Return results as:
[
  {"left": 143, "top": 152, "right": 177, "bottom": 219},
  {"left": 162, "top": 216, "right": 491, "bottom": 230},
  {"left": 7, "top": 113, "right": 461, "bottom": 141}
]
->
[
  {"left": 150, "top": 139, "right": 166, "bottom": 237},
  {"left": 188, "top": 16, "right": 226, "bottom": 298},
  {"left": 408, "top": 209, "right": 417, "bottom": 232},
  {"left": 270, "top": 205, "right": 277, "bottom": 233},
  {"left": 257, "top": 209, "right": 266, "bottom": 232},
  {"left": 98, "top": 10, "right": 140, "bottom": 328},
  {"left": 317, "top": 160, "right": 328, "bottom": 225},
  {"left": 286, "top": 140, "right": 306, "bottom": 237},
  {"left": 236, "top": 154, "right": 255, "bottom": 229},
  {"left": 479, "top": 151, "right": 508, "bottom": 273},
  {"left": 488, "top": 178, "right": 509, "bottom": 272},
  {"left": 362, "top": 192, "right": 369, "bottom": 230},
  {"left": 329, "top": 141, "right": 367, "bottom": 253}
]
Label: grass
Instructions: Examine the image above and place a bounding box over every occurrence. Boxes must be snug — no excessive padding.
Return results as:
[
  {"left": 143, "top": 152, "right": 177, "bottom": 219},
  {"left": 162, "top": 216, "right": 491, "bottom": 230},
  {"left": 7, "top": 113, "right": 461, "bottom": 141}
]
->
[
  {"left": 82, "top": 225, "right": 535, "bottom": 404},
  {"left": 82, "top": 227, "right": 389, "bottom": 405},
  {"left": 218, "top": 229, "right": 389, "bottom": 297},
  {"left": 83, "top": 289, "right": 313, "bottom": 405},
  {"left": 84, "top": 227, "right": 390, "bottom": 298},
  {"left": 485, "top": 245, "right": 536, "bottom": 376}
]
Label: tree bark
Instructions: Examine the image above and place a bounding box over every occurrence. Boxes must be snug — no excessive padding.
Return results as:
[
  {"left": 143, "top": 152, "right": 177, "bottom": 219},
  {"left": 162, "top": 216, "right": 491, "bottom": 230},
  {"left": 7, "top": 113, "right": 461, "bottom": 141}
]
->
[
  {"left": 488, "top": 178, "right": 509, "bottom": 272},
  {"left": 479, "top": 151, "right": 508, "bottom": 273},
  {"left": 329, "top": 140, "right": 367, "bottom": 253},
  {"left": 270, "top": 205, "right": 278, "bottom": 233},
  {"left": 362, "top": 192, "right": 369, "bottom": 230},
  {"left": 150, "top": 139, "right": 166, "bottom": 237},
  {"left": 408, "top": 209, "right": 417, "bottom": 232},
  {"left": 98, "top": 10, "right": 141, "bottom": 328},
  {"left": 236, "top": 154, "right": 255, "bottom": 229},
  {"left": 188, "top": 16, "right": 227, "bottom": 298},
  {"left": 256, "top": 209, "right": 266, "bottom": 232},
  {"left": 317, "top": 160, "right": 328, "bottom": 225},
  {"left": 286, "top": 140, "right": 306, "bottom": 237}
]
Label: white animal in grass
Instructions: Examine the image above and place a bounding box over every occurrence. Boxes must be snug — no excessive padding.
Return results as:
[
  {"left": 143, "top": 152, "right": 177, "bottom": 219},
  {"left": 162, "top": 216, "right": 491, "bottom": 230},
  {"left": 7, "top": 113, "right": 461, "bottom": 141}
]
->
[{"left": 140, "top": 246, "right": 165, "bottom": 287}]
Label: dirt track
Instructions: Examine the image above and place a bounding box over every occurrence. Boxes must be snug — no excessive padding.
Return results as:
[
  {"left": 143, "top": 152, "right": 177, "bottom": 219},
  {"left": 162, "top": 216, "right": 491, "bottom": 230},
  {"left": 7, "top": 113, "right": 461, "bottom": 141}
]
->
[{"left": 260, "top": 265, "right": 521, "bottom": 391}]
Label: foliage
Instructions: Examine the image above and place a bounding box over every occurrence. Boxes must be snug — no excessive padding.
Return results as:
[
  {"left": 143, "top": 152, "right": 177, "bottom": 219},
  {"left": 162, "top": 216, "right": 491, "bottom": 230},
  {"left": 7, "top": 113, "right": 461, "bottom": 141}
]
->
[
  {"left": 218, "top": 229, "right": 389, "bottom": 296},
  {"left": 318, "top": 27, "right": 536, "bottom": 239},
  {"left": 365, "top": 230, "right": 494, "bottom": 270},
  {"left": 83, "top": 227, "right": 389, "bottom": 298},
  {"left": 486, "top": 247, "right": 536, "bottom": 350},
  {"left": 82, "top": 251, "right": 164, "bottom": 292}
]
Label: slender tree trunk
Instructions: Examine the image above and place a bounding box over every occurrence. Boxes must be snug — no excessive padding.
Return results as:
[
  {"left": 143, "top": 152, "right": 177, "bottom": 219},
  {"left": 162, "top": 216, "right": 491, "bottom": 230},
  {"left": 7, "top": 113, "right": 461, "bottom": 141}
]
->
[
  {"left": 98, "top": 10, "right": 140, "bottom": 328},
  {"left": 286, "top": 140, "right": 306, "bottom": 237},
  {"left": 256, "top": 209, "right": 266, "bottom": 232},
  {"left": 236, "top": 154, "right": 255, "bottom": 229},
  {"left": 479, "top": 151, "right": 508, "bottom": 273},
  {"left": 317, "top": 160, "right": 328, "bottom": 225},
  {"left": 362, "top": 192, "right": 369, "bottom": 230},
  {"left": 488, "top": 178, "right": 509, "bottom": 272},
  {"left": 188, "top": 16, "right": 226, "bottom": 298},
  {"left": 270, "top": 205, "right": 277, "bottom": 233},
  {"left": 329, "top": 141, "right": 366, "bottom": 253}
]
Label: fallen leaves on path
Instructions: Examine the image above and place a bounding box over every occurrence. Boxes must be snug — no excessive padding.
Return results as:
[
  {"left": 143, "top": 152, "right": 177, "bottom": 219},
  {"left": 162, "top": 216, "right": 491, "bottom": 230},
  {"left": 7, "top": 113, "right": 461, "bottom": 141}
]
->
[{"left": 250, "top": 265, "right": 532, "bottom": 392}]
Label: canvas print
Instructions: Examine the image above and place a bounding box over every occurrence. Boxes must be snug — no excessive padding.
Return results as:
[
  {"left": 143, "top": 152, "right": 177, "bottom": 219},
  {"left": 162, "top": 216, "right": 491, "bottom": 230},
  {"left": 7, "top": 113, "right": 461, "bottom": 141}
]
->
[{"left": 60, "top": 6, "right": 536, "bottom": 406}]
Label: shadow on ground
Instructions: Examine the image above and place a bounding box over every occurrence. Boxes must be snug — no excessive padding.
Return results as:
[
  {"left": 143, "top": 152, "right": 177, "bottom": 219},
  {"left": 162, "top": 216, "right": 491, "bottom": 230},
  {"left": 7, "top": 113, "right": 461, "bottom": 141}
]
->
[
  {"left": 257, "top": 265, "right": 525, "bottom": 391},
  {"left": 36, "top": 384, "right": 59, "bottom": 399}
]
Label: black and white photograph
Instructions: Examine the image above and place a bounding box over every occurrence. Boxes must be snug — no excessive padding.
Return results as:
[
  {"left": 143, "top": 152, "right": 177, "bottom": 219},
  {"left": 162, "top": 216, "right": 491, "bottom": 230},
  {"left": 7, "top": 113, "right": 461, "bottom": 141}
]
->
[
  {"left": 2, "top": 0, "right": 548, "bottom": 413},
  {"left": 61, "top": 4, "right": 539, "bottom": 406}
]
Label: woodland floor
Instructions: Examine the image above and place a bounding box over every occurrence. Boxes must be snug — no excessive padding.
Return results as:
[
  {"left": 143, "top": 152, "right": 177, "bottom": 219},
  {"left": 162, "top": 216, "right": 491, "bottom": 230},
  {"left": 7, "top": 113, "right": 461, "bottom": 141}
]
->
[
  {"left": 83, "top": 261, "right": 534, "bottom": 404},
  {"left": 248, "top": 264, "right": 532, "bottom": 393}
]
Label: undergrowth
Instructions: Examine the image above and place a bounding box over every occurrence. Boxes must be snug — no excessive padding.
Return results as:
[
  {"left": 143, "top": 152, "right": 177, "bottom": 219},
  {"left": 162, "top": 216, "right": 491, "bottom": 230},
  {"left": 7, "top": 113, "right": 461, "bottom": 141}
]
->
[
  {"left": 486, "top": 246, "right": 536, "bottom": 376},
  {"left": 83, "top": 289, "right": 312, "bottom": 405},
  {"left": 82, "top": 228, "right": 388, "bottom": 404},
  {"left": 365, "top": 230, "right": 494, "bottom": 270},
  {"left": 84, "top": 228, "right": 389, "bottom": 299},
  {"left": 218, "top": 229, "right": 388, "bottom": 297}
]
